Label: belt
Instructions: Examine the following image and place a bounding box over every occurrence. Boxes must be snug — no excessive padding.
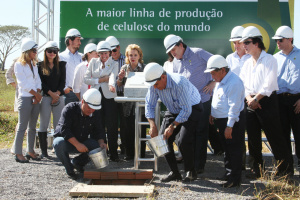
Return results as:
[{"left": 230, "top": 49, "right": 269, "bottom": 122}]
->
[{"left": 278, "top": 93, "right": 300, "bottom": 97}]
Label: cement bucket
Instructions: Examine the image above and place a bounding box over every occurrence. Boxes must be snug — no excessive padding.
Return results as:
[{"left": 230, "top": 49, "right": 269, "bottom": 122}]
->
[
  {"left": 146, "top": 134, "right": 169, "bottom": 157},
  {"left": 88, "top": 148, "right": 109, "bottom": 169}
]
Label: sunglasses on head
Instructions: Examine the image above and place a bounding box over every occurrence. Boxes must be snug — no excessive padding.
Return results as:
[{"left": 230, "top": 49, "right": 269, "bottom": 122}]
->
[
  {"left": 31, "top": 49, "right": 37, "bottom": 53},
  {"left": 112, "top": 48, "right": 118, "bottom": 52},
  {"left": 46, "top": 49, "right": 58, "bottom": 54},
  {"left": 243, "top": 41, "right": 253, "bottom": 45},
  {"left": 275, "top": 39, "right": 283, "bottom": 43}
]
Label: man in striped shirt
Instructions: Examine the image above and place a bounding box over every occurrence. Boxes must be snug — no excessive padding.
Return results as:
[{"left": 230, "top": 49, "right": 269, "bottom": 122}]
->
[{"left": 144, "top": 63, "right": 203, "bottom": 183}]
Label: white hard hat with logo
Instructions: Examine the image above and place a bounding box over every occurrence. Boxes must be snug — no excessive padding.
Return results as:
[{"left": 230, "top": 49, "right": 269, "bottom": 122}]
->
[
  {"left": 44, "top": 41, "right": 59, "bottom": 50},
  {"left": 21, "top": 38, "right": 38, "bottom": 52},
  {"left": 97, "top": 41, "right": 111, "bottom": 52},
  {"left": 106, "top": 36, "right": 119, "bottom": 49},
  {"left": 164, "top": 34, "right": 183, "bottom": 53},
  {"left": 229, "top": 26, "right": 244, "bottom": 41},
  {"left": 144, "top": 62, "right": 164, "bottom": 86},
  {"left": 65, "top": 28, "right": 83, "bottom": 39},
  {"left": 82, "top": 88, "right": 102, "bottom": 110},
  {"left": 240, "top": 26, "right": 262, "bottom": 42},
  {"left": 272, "top": 26, "right": 293, "bottom": 39},
  {"left": 204, "top": 55, "right": 228, "bottom": 73},
  {"left": 84, "top": 43, "right": 97, "bottom": 55}
]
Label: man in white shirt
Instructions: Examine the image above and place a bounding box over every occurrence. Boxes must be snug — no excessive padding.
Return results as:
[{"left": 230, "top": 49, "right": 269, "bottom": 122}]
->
[
  {"left": 240, "top": 26, "right": 293, "bottom": 178},
  {"left": 59, "top": 28, "right": 83, "bottom": 105}
]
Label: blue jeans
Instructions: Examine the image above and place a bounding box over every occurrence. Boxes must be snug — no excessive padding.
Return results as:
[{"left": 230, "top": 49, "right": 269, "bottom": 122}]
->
[
  {"left": 194, "top": 99, "right": 211, "bottom": 170},
  {"left": 53, "top": 137, "right": 100, "bottom": 175}
]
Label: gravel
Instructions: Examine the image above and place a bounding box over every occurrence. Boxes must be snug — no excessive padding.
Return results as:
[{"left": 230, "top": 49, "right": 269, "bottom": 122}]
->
[{"left": 0, "top": 148, "right": 299, "bottom": 200}]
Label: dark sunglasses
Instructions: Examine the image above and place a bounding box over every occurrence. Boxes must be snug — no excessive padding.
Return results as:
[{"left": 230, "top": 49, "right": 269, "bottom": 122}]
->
[
  {"left": 275, "top": 39, "right": 283, "bottom": 43},
  {"left": 46, "top": 49, "right": 58, "bottom": 54},
  {"left": 243, "top": 41, "right": 253, "bottom": 45},
  {"left": 112, "top": 48, "right": 118, "bottom": 52},
  {"left": 31, "top": 49, "right": 37, "bottom": 53}
]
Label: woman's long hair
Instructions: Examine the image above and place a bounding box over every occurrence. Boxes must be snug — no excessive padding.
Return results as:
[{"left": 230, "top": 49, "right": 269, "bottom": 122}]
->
[
  {"left": 41, "top": 49, "right": 60, "bottom": 76},
  {"left": 125, "top": 44, "right": 144, "bottom": 64},
  {"left": 17, "top": 50, "right": 38, "bottom": 66}
]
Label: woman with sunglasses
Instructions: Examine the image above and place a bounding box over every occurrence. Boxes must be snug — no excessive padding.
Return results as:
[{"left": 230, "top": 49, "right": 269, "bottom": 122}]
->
[
  {"left": 84, "top": 41, "right": 119, "bottom": 161},
  {"left": 117, "top": 44, "right": 146, "bottom": 160},
  {"left": 37, "top": 41, "right": 66, "bottom": 158},
  {"left": 12, "top": 38, "right": 42, "bottom": 163}
]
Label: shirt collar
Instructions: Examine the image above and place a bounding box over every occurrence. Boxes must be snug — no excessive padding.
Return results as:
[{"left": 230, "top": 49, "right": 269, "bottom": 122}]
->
[
  {"left": 219, "top": 70, "right": 232, "bottom": 85},
  {"left": 129, "top": 62, "right": 142, "bottom": 72},
  {"left": 257, "top": 50, "right": 267, "bottom": 62},
  {"left": 279, "top": 46, "right": 299, "bottom": 56},
  {"left": 165, "top": 73, "right": 172, "bottom": 89},
  {"left": 79, "top": 102, "right": 93, "bottom": 117},
  {"left": 182, "top": 46, "right": 192, "bottom": 60},
  {"left": 65, "top": 47, "right": 79, "bottom": 56}
]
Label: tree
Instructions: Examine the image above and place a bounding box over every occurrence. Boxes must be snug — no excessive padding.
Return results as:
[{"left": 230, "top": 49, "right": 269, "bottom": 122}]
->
[{"left": 0, "top": 25, "right": 30, "bottom": 71}]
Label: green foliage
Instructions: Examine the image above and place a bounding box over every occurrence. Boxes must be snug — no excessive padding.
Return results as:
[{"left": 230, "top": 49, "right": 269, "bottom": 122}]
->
[{"left": 0, "top": 25, "right": 30, "bottom": 71}]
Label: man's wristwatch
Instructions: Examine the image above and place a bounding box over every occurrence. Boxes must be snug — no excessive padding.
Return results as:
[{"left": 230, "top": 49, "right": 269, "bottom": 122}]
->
[
  {"left": 226, "top": 126, "right": 232, "bottom": 129},
  {"left": 171, "top": 122, "right": 177, "bottom": 129},
  {"left": 254, "top": 97, "right": 259, "bottom": 102}
]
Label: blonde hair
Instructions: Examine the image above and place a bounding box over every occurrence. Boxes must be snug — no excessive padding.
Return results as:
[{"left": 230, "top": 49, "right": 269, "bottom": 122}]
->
[
  {"left": 41, "top": 49, "right": 60, "bottom": 76},
  {"left": 125, "top": 44, "right": 144, "bottom": 64},
  {"left": 17, "top": 50, "right": 38, "bottom": 66}
]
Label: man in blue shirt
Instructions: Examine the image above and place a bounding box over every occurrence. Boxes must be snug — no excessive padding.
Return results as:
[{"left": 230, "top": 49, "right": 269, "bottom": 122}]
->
[
  {"left": 164, "top": 34, "right": 214, "bottom": 173},
  {"left": 53, "top": 89, "right": 107, "bottom": 180},
  {"left": 273, "top": 25, "right": 300, "bottom": 172},
  {"left": 144, "top": 63, "right": 203, "bottom": 183},
  {"left": 205, "top": 55, "right": 245, "bottom": 188}
]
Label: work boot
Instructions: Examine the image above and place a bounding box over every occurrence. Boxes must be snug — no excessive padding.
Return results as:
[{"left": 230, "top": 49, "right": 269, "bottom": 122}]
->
[{"left": 38, "top": 132, "right": 49, "bottom": 158}]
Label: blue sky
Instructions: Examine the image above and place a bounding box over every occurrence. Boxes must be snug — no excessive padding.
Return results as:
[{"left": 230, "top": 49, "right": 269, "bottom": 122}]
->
[{"left": 0, "top": 0, "right": 60, "bottom": 69}]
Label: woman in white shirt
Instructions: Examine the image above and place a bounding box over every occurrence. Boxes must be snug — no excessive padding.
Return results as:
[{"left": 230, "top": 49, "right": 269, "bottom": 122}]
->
[
  {"left": 13, "top": 38, "right": 42, "bottom": 163},
  {"left": 84, "top": 41, "right": 119, "bottom": 161}
]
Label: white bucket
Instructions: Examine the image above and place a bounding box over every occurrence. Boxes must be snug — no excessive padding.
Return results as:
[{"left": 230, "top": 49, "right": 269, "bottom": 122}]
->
[
  {"left": 146, "top": 134, "right": 169, "bottom": 157},
  {"left": 88, "top": 148, "right": 109, "bottom": 169}
]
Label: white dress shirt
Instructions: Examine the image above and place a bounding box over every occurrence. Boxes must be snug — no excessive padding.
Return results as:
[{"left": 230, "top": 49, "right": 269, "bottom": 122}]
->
[
  {"left": 240, "top": 50, "right": 279, "bottom": 97},
  {"left": 72, "top": 61, "right": 89, "bottom": 99},
  {"left": 14, "top": 61, "right": 41, "bottom": 97},
  {"left": 59, "top": 48, "right": 83, "bottom": 90},
  {"left": 226, "top": 52, "right": 251, "bottom": 76}
]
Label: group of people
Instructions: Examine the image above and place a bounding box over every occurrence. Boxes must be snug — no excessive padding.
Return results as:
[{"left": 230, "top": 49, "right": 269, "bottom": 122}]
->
[{"left": 6, "top": 24, "right": 299, "bottom": 186}]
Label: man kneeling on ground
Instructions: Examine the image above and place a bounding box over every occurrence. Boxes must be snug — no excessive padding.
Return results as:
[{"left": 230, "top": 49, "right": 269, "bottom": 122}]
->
[{"left": 53, "top": 88, "right": 107, "bottom": 179}]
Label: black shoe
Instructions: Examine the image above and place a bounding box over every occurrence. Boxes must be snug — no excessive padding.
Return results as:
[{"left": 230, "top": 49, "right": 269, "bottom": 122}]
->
[
  {"left": 196, "top": 168, "right": 204, "bottom": 174},
  {"left": 25, "top": 153, "right": 41, "bottom": 161},
  {"left": 67, "top": 172, "right": 78, "bottom": 180},
  {"left": 217, "top": 172, "right": 229, "bottom": 181},
  {"left": 176, "top": 157, "right": 183, "bottom": 163},
  {"left": 183, "top": 170, "right": 197, "bottom": 182},
  {"left": 221, "top": 181, "right": 240, "bottom": 188},
  {"left": 245, "top": 170, "right": 261, "bottom": 179},
  {"left": 161, "top": 171, "right": 182, "bottom": 182},
  {"left": 71, "top": 159, "right": 84, "bottom": 173},
  {"left": 110, "top": 156, "right": 120, "bottom": 162},
  {"left": 124, "top": 156, "right": 133, "bottom": 160},
  {"left": 214, "top": 150, "right": 224, "bottom": 156},
  {"left": 15, "top": 155, "right": 29, "bottom": 163}
]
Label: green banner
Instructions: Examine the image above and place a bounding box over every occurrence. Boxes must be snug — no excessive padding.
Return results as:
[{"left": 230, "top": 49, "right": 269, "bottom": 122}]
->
[{"left": 60, "top": 0, "right": 291, "bottom": 64}]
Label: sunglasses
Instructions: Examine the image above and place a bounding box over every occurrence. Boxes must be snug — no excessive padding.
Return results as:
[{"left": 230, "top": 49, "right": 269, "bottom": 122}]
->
[
  {"left": 31, "top": 49, "right": 37, "bottom": 53},
  {"left": 243, "top": 41, "right": 253, "bottom": 45},
  {"left": 46, "top": 49, "right": 58, "bottom": 54},
  {"left": 275, "top": 39, "right": 283, "bottom": 43},
  {"left": 112, "top": 48, "right": 118, "bottom": 52}
]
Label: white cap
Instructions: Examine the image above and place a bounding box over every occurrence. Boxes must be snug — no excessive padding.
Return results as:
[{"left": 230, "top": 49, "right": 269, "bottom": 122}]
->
[
  {"left": 84, "top": 43, "right": 97, "bottom": 55},
  {"left": 229, "top": 26, "right": 244, "bottom": 41},
  {"left": 105, "top": 36, "right": 119, "bottom": 49},
  {"left": 164, "top": 34, "right": 182, "bottom": 53},
  {"left": 21, "top": 38, "right": 38, "bottom": 52},
  {"left": 240, "top": 26, "right": 262, "bottom": 42},
  {"left": 82, "top": 88, "right": 102, "bottom": 110},
  {"left": 65, "top": 28, "right": 83, "bottom": 39},
  {"left": 144, "top": 62, "right": 164, "bottom": 86},
  {"left": 204, "top": 55, "right": 228, "bottom": 73},
  {"left": 44, "top": 41, "right": 59, "bottom": 50},
  {"left": 97, "top": 41, "right": 111, "bottom": 52},
  {"left": 272, "top": 26, "right": 293, "bottom": 39}
]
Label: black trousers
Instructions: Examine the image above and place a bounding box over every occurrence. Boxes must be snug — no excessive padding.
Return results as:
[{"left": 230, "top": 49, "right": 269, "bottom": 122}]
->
[
  {"left": 246, "top": 92, "right": 293, "bottom": 174},
  {"left": 99, "top": 88, "right": 119, "bottom": 158},
  {"left": 215, "top": 110, "right": 245, "bottom": 184},
  {"left": 161, "top": 102, "right": 203, "bottom": 173},
  {"left": 278, "top": 94, "right": 300, "bottom": 162},
  {"left": 117, "top": 92, "right": 126, "bottom": 151}
]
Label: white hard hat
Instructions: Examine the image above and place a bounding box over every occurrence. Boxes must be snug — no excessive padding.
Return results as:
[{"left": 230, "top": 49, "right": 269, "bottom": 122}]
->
[
  {"left": 106, "top": 36, "right": 119, "bottom": 49},
  {"left": 240, "top": 26, "right": 262, "bottom": 42},
  {"left": 229, "top": 26, "right": 244, "bottom": 41},
  {"left": 144, "top": 62, "right": 164, "bottom": 86},
  {"left": 84, "top": 43, "right": 97, "bottom": 55},
  {"left": 272, "top": 26, "right": 293, "bottom": 39},
  {"left": 44, "top": 41, "right": 59, "bottom": 50},
  {"left": 65, "top": 28, "right": 83, "bottom": 39},
  {"left": 204, "top": 55, "right": 228, "bottom": 73},
  {"left": 164, "top": 34, "right": 182, "bottom": 53},
  {"left": 97, "top": 41, "right": 111, "bottom": 52},
  {"left": 82, "top": 88, "right": 102, "bottom": 110},
  {"left": 21, "top": 38, "right": 38, "bottom": 52}
]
